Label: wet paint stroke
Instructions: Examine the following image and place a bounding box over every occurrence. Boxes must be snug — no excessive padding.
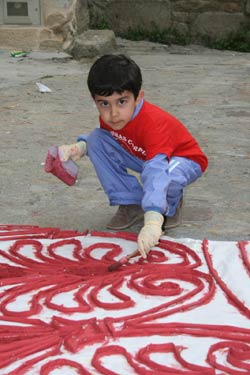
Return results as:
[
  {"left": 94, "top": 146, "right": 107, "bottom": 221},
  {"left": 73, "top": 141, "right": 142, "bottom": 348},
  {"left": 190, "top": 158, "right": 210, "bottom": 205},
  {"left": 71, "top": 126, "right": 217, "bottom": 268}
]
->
[{"left": 0, "top": 225, "right": 250, "bottom": 374}]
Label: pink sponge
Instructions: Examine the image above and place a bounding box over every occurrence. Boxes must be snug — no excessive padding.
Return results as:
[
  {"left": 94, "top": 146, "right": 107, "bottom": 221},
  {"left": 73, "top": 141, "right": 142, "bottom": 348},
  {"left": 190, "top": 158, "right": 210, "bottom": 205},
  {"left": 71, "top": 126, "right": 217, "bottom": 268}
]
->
[{"left": 45, "top": 145, "right": 79, "bottom": 186}]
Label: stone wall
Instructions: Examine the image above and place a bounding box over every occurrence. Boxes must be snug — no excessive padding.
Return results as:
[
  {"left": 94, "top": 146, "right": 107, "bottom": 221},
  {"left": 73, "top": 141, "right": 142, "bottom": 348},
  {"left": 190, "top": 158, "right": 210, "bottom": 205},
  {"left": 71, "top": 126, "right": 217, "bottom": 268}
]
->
[
  {"left": 88, "top": 0, "right": 250, "bottom": 42},
  {"left": 0, "top": 0, "right": 89, "bottom": 51},
  {"left": 41, "top": 0, "right": 89, "bottom": 50},
  {"left": 0, "top": 0, "right": 249, "bottom": 52}
]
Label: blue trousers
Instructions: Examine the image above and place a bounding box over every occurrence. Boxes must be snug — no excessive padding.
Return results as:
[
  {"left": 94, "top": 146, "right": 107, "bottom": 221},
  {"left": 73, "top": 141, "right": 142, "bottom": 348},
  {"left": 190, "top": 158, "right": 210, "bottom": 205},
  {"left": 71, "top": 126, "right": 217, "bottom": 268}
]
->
[{"left": 82, "top": 128, "right": 202, "bottom": 217}]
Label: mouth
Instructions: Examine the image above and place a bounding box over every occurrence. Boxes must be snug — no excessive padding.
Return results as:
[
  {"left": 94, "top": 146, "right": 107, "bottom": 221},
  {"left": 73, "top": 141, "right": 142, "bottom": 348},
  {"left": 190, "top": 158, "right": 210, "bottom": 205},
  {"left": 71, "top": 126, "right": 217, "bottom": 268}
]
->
[{"left": 110, "top": 121, "right": 123, "bottom": 127}]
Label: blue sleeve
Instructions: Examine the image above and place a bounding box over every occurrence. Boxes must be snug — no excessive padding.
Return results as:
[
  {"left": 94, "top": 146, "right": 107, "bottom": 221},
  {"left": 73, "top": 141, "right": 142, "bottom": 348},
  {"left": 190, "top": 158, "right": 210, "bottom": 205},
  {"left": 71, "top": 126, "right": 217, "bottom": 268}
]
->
[
  {"left": 77, "top": 134, "right": 89, "bottom": 142},
  {"left": 77, "top": 134, "right": 89, "bottom": 155},
  {"left": 141, "top": 154, "right": 169, "bottom": 214}
]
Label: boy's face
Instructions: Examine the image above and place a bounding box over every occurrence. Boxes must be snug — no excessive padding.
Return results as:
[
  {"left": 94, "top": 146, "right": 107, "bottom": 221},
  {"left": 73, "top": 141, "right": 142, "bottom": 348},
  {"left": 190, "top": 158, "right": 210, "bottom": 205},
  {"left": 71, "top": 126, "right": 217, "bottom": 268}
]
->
[{"left": 94, "top": 90, "right": 144, "bottom": 131}]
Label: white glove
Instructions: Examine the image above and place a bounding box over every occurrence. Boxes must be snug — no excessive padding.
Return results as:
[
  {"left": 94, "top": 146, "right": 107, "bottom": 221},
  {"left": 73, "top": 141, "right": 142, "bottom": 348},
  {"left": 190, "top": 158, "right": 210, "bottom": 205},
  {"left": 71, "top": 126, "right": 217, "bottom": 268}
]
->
[
  {"left": 59, "top": 141, "right": 86, "bottom": 162},
  {"left": 137, "top": 211, "right": 164, "bottom": 259}
]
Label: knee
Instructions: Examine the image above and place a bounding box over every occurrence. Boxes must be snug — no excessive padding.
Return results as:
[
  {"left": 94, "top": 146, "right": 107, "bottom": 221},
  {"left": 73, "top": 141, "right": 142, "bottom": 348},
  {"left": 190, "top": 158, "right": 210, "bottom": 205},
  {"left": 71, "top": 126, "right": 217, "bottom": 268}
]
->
[
  {"left": 87, "top": 128, "right": 111, "bottom": 153},
  {"left": 87, "top": 129, "right": 121, "bottom": 161}
]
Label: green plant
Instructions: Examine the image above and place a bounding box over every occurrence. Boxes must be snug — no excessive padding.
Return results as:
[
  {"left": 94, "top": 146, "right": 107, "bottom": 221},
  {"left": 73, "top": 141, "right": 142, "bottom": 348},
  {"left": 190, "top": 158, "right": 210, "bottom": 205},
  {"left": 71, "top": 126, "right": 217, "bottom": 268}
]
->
[
  {"left": 90, "top": 18, "right": 111, "bottom": 30},
  {"left": 91, "top": 16, "right": 250, "bottom": 52},
  {"left": 202, "top": 24, "right": 250, "bottom": 52},
  {"left": 119, "top": 23, "right": 191, "bottom": 46}
]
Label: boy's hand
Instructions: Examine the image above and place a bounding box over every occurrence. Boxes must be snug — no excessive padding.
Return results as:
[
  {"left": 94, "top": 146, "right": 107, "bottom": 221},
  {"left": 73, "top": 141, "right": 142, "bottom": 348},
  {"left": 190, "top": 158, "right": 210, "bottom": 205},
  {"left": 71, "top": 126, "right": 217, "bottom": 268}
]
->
[
  {"left": 59, "top": 141, "right": 86, "bottom": 162},
  {"left": 137, "top": 211, "right": 164, "bottom": 259}
]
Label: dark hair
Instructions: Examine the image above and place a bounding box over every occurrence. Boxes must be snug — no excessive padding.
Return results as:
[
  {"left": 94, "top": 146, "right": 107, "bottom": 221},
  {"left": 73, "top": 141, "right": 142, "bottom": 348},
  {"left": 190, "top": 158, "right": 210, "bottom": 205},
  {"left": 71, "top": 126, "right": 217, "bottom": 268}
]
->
[{"left": 87, "top": 54, "right": 142, "bottom": 99}]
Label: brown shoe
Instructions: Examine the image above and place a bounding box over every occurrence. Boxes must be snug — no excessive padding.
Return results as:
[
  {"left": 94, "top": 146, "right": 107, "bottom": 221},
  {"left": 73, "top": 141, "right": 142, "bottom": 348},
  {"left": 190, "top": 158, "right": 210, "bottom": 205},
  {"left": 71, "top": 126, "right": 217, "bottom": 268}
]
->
[
  {"left": 163, "top": 197, "right": 183, "bottom": 231},
  {"left": 106, "top": 204, "right": 144, "bottom": 230}
]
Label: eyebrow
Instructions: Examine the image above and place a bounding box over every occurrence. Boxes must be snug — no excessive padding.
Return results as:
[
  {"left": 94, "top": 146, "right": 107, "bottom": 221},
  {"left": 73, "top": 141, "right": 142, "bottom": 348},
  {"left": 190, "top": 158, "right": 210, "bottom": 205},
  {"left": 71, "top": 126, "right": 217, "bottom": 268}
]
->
[{"left": 96, "top": 95, "right": 130, "bottom": 103}]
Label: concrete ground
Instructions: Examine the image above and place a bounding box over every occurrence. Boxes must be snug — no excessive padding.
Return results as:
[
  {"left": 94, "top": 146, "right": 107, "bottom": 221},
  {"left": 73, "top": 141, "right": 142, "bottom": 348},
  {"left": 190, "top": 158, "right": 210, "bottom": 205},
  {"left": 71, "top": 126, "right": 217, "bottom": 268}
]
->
[{"left": 0, "top": 39, "right": 249, "bottom": 241}]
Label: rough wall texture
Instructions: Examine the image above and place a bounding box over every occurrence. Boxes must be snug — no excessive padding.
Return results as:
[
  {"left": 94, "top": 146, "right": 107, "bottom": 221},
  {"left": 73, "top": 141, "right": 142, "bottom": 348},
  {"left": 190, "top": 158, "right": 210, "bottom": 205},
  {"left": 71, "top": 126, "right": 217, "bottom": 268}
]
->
[
  {"left": 0, "top": 0, "right": 115, "bottom": 55},
  {"left": 88, "top": 0, "right": 250, "bottom": 42},
  {"left": 42, "top": 0, "right": 89, "bottom": 49},
  {"left": 0, "top": 0, "right": 89, "bottom": 50},
  {"left": 0, "top": 0, "right": 249, "bottom": 52}
]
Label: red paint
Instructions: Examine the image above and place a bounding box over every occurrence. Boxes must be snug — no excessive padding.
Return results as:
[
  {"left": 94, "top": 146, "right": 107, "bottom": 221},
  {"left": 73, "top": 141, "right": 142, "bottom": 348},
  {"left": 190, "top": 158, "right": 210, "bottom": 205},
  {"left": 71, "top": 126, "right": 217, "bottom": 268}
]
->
[
  {"left": 0, "top": 225, "right": 249, "bottom": 374},
  {"left": 45, "top": 145, "right": 79, "bottom": 186}
]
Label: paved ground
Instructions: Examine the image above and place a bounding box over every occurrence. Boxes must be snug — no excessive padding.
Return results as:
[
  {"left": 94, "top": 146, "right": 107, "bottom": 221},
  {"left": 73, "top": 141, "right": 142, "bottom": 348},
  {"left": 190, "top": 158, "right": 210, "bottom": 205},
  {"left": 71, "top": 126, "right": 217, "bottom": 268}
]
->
[{"left": 0, "top": 39, "right": 249, "bottom": 241}]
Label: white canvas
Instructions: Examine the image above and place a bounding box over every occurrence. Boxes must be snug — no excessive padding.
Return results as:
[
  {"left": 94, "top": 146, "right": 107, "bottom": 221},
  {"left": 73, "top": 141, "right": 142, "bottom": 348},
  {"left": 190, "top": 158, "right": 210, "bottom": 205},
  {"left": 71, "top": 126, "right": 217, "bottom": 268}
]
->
[{"left": 0, "top": 225, "right": 249, "bottom": 375}]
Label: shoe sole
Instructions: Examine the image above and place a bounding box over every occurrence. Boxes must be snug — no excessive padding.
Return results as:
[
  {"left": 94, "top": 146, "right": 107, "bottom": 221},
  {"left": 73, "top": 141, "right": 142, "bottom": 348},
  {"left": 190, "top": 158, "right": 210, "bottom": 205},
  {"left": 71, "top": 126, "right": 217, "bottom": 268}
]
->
[
  {"left": 163, "top": 218, "right": 182, "bottom": 230},
  {"left": 106, "top": 213, "right": 144, "bottom": 230}
]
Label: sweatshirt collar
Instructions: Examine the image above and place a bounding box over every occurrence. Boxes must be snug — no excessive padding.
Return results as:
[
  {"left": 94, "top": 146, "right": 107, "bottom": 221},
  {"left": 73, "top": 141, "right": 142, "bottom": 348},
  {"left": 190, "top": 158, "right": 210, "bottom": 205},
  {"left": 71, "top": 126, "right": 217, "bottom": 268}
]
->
[{"left": 131, "top": 98, "right": 144, "bottom": 120}]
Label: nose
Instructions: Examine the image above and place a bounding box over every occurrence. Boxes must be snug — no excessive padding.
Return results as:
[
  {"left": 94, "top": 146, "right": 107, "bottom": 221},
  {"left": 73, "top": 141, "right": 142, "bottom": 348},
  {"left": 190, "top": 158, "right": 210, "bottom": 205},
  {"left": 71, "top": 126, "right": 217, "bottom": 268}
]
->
[{"left": 110, "top": 105, "right": 119, "bottom": 118}]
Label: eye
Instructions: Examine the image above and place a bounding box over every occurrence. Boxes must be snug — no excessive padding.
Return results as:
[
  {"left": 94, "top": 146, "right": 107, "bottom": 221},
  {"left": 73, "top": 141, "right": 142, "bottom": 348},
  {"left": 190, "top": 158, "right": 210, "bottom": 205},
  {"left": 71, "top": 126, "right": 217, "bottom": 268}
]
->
[
  {"left": 100, "top": 101, "right": 109, "bottom": 107},
  {"left": 119, "top": 98, "right": 127, "bottom": 105}
]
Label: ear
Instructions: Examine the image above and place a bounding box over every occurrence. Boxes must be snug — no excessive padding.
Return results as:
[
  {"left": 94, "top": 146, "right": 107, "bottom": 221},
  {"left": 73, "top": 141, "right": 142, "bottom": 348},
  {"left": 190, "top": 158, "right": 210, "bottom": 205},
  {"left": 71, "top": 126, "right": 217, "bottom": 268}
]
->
[{"left": 135, "top": 89, "right": 144, "bottom": 105}]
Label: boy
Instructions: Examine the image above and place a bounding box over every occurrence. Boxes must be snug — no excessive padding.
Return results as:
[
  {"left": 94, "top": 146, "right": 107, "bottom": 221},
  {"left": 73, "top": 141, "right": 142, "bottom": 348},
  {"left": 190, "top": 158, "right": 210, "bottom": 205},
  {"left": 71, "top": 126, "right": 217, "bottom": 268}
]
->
[{"left": 59, "top": 54, "right": 208, "bottom": 259}]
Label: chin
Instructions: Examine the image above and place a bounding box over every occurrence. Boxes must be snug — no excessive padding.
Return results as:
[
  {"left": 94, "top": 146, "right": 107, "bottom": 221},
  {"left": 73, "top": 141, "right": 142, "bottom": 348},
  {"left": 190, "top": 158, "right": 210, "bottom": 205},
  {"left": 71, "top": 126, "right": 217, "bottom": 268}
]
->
[{"left": 109, "top": 122, "right": 125, "bottom": 130}]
